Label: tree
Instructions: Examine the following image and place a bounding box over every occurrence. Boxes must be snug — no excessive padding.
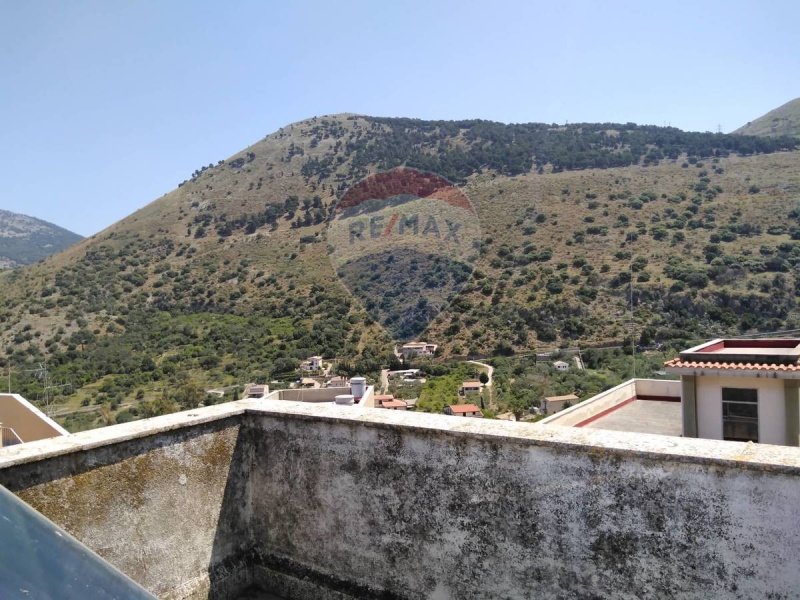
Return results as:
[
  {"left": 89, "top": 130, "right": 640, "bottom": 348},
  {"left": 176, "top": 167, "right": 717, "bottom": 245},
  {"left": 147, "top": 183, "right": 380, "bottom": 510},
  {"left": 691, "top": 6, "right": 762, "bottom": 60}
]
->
[
  {"left": 141, "top": 390, "right": 175, "bottom": 418},
  {"left": 176, "top": 381, "right": 204, "bottom": 410},
  {"left": 479, "top": 372, "right": 489, "bottom": 385},
  {"left": 508, "top": 392, "right": 530, "bottom": 422}
]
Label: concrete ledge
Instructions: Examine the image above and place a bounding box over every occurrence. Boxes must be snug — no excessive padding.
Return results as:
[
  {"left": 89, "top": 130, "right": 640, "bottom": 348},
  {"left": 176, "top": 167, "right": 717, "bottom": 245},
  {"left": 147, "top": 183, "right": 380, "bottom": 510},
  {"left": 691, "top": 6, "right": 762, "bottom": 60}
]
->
[
  {"left": 3, "top": 397, "right": 800, "bottom": 598},
  {"left": 0, "top": 402, "right": 249, "bottom": 469},
  {"left": 3, "top": 398, "right": 800, "bottom": 475}
]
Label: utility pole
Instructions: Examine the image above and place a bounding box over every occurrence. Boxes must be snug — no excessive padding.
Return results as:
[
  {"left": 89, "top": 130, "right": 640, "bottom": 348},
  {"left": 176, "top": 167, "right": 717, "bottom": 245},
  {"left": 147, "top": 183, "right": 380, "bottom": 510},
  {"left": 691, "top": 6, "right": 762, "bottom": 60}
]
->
[{"left": 629, "top": 234, "right": 636, "bottom": 379}]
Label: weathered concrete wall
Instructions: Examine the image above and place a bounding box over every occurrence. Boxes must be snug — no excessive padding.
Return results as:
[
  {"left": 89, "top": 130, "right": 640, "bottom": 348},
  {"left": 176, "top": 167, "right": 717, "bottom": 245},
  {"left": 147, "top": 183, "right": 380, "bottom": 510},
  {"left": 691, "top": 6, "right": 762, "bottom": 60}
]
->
[
  {"left": 0, "top": 406, "right": 251, "bottom": 599},
  {"left": 244, "top": 404, "right": 800, "bottom": 600},
  {"left": 3, "top": 400, "right": 800, "bottom": 599}
]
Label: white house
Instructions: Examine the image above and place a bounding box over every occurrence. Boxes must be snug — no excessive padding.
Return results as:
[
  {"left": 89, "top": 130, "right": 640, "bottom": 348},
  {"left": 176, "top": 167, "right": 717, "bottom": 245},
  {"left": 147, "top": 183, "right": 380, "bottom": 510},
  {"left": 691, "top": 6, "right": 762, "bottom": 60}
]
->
[
  {"left": 301, "top": 356, "right": 323, "bottom": 371},
  {"left": 460, "top": 381, "right": 482, "bottom": 396},
  {"left": 665, "top": 338, "right": 800, "bottom": 446},
  {"left": 542, "top": 338, "right": 800, "bottom": 448},
  {"left": 400, "top": 342, "right": 437, "bottom": 359},
  {"left": 542, "top": 393, "right": 579, "bottom": 415},
  {"left": 552, "top": 360, "right": 570, "bottom": 372}
]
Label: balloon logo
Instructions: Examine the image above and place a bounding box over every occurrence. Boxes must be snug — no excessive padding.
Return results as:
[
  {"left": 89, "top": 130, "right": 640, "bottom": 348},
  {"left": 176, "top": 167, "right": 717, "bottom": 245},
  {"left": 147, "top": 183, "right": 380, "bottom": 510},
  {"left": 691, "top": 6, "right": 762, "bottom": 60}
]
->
[{"left": 328, "top": 168, "right": 481, "bottom": 342}]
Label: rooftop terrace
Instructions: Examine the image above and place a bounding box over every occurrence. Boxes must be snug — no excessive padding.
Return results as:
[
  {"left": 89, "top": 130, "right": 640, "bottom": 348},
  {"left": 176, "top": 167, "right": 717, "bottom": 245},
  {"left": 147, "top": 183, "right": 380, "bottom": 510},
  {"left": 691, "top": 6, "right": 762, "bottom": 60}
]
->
[
  {"left": 540, "top": 378, "right": 682, "bottom": 436},
  {"left": 3, "top": 398, "right": 800, "bottom": 598}
]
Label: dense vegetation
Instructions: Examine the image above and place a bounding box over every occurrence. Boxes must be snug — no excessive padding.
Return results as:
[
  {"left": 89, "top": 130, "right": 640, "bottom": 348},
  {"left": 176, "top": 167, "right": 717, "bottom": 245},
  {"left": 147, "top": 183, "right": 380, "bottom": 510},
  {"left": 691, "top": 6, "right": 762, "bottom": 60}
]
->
[
  {"left": 1, "top": 112, "right": 799, "bottom": 430},
  {"left": 342, "top": 117, "right": 798, "bottom": 183}
]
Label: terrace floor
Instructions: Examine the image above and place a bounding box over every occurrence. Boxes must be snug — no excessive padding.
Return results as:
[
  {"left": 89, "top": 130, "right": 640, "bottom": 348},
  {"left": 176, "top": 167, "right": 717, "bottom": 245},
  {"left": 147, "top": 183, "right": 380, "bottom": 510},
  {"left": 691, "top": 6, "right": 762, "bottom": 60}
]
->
[{"left": 583, "top": 400, "right": 682, "bottom": 437}]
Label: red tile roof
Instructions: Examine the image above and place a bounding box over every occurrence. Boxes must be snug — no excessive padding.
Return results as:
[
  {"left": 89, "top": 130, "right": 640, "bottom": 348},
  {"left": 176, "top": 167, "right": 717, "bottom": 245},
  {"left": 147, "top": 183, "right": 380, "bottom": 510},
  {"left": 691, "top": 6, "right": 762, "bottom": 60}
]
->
[
  {"left": 381, "top": 400, "right": 407, "bottom": 409},
  {"left": 664, "top": 358, "right": 800, "bottom": 372},
  {"left": 448, "top": 404, "right": 482, "bottom": 413},
  {"left": 374, "top": 395, "right": 395, "bottom": 402}
]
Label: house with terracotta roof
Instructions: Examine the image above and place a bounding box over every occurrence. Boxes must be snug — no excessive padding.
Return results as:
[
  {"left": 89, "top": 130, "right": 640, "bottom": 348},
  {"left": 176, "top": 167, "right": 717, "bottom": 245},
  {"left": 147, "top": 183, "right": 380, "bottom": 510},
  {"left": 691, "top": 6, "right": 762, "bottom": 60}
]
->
[
  {"left": 373, "top": 394, "right": 407, "bottom": 410},
  {"left": 444, "top": 404, "right": 483, "bottom": 417},
  {"left": 459, "top": 381, "right": 482, "bottom": 396},
  {"left": 541, "top": 338, "right": 800, "bottom": 447},
  {"left": 664, "top": 338, "right": 800, "bottom": 445}
]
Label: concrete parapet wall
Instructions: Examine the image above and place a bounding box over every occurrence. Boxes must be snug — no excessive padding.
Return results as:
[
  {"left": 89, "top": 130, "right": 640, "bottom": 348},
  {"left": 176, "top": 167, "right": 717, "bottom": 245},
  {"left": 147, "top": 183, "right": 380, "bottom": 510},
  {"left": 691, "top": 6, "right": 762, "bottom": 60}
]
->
[
  {"left": 541, "top": 379, "right": 680, "bottom": 427},
  {"left": 0, "top": 404, "right": 251, "bottom": 599},
  {"left": 244, "top": 404, "right": 800, "bottom": 599},
  {"left": 2, "top": 399, "right": 800, "bottom": 599}
]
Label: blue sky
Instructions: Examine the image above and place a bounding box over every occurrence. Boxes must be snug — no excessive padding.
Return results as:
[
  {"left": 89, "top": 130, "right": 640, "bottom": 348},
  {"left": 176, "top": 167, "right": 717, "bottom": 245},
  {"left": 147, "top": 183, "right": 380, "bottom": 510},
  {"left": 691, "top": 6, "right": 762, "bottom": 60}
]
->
[{"left": 1, "top": 0, "right": 798, "bottom": 236}]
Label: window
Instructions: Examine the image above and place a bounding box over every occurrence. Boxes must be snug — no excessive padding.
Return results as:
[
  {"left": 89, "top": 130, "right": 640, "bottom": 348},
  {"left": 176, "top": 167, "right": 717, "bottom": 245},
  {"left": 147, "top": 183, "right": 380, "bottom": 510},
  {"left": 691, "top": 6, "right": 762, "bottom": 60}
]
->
[{"left": 722, "top": 388, "right": 758, "bottom": 442}]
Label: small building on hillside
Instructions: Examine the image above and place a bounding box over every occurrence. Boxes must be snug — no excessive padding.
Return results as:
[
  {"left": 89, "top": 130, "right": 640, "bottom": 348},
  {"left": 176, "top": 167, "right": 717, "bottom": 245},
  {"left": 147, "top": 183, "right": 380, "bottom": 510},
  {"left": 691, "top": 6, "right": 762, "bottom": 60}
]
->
[
  {"left": 388, "top": 369, "right": 421, "bottom": 380},
  {"left": 325, "top": 376, "right": 349, "bottom": 388},
  {"left": 377, "top": 395, "right": 408, "bottom": 410},
  {"left": 245, "top": 384, "right": 268, "bottom": 399},
  {"left": 543, "top": 393, "right": 579, "bottom": 415},
  {"left": 301, "top": 356, "right": 323, "bottom": 371},
  {"left": 552, "top": 360, "right": 570, "bottom": 372},
  {"left": 298, "top": 377, "right": 319, "bottom": 389},
  {"left": 400, "top": 342, "right": 437, "bottom": 359},
  {"left": 460, "top": 381, "right": 482, "bottom": 396},
  {"left": 444, "top": 404, "right": 483, "bottom": 418}
]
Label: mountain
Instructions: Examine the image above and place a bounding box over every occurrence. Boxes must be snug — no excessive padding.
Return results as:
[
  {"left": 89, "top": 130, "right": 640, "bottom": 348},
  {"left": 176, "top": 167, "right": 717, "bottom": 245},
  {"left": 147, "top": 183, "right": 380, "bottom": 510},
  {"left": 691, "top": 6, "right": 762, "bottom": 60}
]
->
[
  {"left": 735, "top": 98, "right": 800, "bottom": 138},
  {"left": 1, "top": 114, "right": 799, "bottom": 430},
  {"left": 0, "top": 209, "right": 83, "bottom": 269}
]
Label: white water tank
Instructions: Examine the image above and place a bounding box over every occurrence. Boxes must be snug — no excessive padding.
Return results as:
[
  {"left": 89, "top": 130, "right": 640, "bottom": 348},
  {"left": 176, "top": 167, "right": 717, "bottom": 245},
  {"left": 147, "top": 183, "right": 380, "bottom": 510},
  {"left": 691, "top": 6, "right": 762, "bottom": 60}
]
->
[
  {"left": 350, "top": 377, "right": 366, "bottom": 401},
  {"left": 334, "top": 394, "right": 354, "bottom": 405}
]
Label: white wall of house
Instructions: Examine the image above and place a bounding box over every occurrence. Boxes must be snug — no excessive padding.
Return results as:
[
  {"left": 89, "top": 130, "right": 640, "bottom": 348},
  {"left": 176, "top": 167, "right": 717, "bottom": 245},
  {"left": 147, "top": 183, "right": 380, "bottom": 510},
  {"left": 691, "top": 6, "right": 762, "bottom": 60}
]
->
[{"left": 695, "top": 376, "right": 785, "bottom": 445}]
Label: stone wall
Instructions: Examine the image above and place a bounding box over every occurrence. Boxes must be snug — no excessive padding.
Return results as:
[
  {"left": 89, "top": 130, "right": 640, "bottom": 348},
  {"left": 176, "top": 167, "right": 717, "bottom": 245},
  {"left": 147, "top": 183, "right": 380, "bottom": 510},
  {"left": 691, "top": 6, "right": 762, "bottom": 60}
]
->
[{"left": 2, "top": 401, "right": 800, "bottom": 599}]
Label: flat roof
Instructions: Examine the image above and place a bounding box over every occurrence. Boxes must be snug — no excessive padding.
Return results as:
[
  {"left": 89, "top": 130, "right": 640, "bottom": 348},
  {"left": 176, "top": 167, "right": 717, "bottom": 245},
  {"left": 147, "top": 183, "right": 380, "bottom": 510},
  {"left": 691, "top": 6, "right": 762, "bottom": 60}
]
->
[{"left": 582, "top": 400, "right": 682, "bottom": 437}]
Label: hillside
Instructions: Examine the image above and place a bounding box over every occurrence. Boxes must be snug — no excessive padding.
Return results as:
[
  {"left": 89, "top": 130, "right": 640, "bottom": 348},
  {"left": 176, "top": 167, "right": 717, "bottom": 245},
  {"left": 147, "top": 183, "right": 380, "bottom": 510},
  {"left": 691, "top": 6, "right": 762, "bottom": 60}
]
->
[
  {"left": 1, "top": 114, "right": 799, "bottom": 429},
  {"left": 0, "top": 209, "right": 83, "bottom": 268},
  {"left": 735, "top": 98, "right": 800, "bottom": 138}
]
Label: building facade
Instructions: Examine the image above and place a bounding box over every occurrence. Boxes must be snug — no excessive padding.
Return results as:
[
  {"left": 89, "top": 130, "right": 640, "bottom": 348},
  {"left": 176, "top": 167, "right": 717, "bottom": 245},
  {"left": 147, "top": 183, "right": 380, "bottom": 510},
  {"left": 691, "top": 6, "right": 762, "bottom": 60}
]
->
[{"left": 666, "top": 339, "right": 800, "bottom": 446}]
